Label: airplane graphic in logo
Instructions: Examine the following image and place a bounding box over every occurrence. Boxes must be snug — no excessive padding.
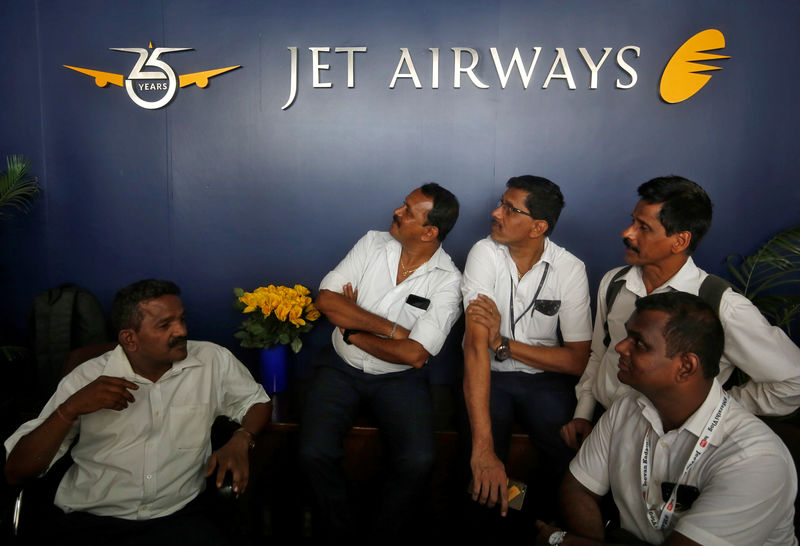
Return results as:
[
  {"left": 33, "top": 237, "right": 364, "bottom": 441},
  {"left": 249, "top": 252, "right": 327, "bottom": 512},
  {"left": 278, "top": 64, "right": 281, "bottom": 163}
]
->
[
  {"left": 660, "top": 29, "right": 730, "bottom": 104},
  {"left": 65, "top": 42, "right": 240, "bottom": 110}
]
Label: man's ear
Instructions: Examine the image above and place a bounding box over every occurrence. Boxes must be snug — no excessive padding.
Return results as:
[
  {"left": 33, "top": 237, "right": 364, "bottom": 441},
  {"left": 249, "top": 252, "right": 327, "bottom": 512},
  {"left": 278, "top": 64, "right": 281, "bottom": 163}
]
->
[
  {"left": 528, "top": 219, "right": 549, "bottom": 239},
  {"left": 421, "top": 224, "right": 439, "bottom": 243},
  {"left": 675, "top": 352, "right": 701, "bottom": 383},
  {"left": 671, "top": 230, "right": 692, "bottom": 255},
  {"left": 118, "top": 329, "right": 137, "bottom": 352}
]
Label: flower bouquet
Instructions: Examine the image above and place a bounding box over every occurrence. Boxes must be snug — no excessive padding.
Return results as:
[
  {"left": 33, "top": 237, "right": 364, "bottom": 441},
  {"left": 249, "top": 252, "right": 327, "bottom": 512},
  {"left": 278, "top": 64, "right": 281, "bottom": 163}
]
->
[{"left": 233, "top": 284, "right": 321, "bottom": 353}]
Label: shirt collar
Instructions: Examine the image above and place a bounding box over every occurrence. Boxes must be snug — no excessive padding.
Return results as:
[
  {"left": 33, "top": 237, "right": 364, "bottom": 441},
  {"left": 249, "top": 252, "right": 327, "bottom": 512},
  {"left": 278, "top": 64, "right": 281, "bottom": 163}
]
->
[
  {"left": 102, "top": 343, "right": 202, "bottom": 385},
  {"left": 498, "top": 236, "right": 555, "bottom": 268},
  {"left": 636, "top": 379, "right": 726, "bottom": 445},
  {"left": 625, "top": 257, "right": 700, "bottom": 297},
  {"left": 388, "top": 236, "right": 458, "bottom": 276}
]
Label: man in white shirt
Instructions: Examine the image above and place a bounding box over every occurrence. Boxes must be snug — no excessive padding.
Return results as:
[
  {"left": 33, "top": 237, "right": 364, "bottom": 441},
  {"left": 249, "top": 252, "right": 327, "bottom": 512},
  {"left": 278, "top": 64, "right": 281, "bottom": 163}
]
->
[
  {"left": 4, "top": 279, "right": 270, "bottom": 545},
  {"left": 537, "top": 291, "right": 797, "bottom": 546},
  {"left": 462, "top": 176, "right": 592, "bottom": 519},
  {"left": 561, "top": 176, "right": 800, "bottom": 450},
  {"left": 298, "top": 183, "right": 462, "bottom": 544}
]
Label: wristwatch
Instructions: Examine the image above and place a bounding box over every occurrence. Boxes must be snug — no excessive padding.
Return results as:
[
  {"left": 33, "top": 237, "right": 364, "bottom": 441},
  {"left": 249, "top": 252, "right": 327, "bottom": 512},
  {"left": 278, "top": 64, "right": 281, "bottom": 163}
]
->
[
  {"left": 494, "top": 336, "right": 511, "bottom": 361},
  {"left": 548, "top": 530, "right": 567, "bottom": 545}
]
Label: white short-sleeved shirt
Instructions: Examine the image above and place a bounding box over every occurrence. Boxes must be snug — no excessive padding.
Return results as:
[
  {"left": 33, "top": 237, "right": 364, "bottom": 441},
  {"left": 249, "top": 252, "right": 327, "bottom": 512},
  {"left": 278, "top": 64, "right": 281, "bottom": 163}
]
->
[
  {"left": 4, "top": 342, "right": 269, "bottom": 520},
  {"left": 460, "top": 236, "right": 592, "bottom": 373},
  {"left": 320, "top": 230, "right": 462, "bottom": 375},
  {"left": 574, "top": 258, "right": 800, "bottom": 420},
  {"left": 570, "top": 380, "right": 797, "bottom": 545}
]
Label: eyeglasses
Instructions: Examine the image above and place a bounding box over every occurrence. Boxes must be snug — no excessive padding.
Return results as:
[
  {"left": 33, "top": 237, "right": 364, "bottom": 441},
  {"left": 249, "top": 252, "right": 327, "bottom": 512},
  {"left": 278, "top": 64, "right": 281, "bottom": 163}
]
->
[{"left": 496, "top": 199, "right": 534, "bottom": 218}]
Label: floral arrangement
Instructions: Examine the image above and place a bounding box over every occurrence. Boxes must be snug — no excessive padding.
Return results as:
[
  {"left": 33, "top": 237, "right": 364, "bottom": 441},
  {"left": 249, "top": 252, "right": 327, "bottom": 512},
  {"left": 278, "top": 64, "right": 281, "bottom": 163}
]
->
[{"left": 233, "top": 284, "right": 321, "bottom": 353}]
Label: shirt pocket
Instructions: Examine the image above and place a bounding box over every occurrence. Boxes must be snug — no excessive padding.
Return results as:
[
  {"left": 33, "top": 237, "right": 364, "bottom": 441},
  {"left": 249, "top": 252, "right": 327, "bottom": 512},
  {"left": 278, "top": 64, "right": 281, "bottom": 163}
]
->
[{"left": 169, "top": 404, "right": 210, "bottom": 450}]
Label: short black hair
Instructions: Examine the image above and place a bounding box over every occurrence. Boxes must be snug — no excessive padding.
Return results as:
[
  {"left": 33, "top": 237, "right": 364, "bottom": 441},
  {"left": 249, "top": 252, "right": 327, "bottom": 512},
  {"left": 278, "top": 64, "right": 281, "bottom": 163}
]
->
[
  {"left": 635, "top": 291, "right": 723, "bottom": 379},
  {"left": 506, "top": 175, "right": 564, "bottom": 236},
  {"left": 111, "top": 279, "right": 181, "bottom": 333},
  {"left": 420, "top": 182, "right": 459, "bottom": 242},
  {"left": 637, "top": 176, "right": 712, "bottom": 255}
]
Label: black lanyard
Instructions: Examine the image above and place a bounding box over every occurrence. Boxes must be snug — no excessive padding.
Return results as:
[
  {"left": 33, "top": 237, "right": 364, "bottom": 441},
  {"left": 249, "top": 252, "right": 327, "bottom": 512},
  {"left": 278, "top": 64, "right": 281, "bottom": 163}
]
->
[{"left": 508, "top": 262, "right": 550, "bottom": 338}]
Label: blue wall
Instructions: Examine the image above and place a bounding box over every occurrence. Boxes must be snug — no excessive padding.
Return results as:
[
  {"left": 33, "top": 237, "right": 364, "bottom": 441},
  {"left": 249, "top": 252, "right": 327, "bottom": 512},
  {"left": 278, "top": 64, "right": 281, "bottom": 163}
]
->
[{"left": 2, "top": 1, "right": 798, "bottom": 380}]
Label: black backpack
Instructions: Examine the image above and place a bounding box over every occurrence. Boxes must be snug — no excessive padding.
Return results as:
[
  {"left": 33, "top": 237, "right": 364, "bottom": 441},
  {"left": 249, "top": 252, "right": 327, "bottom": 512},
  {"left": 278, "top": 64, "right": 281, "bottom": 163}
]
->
[{"left": 32, "top": 284, "right": 110, "bottom": 396}]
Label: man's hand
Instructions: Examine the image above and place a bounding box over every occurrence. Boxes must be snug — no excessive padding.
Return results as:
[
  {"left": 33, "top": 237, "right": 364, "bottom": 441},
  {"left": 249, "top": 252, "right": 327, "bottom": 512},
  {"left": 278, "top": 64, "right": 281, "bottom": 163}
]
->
[
  {"left": 470, "top": 446, "right": 509, "bottom": 516},
  {"left": 342, "top": 282, "right": 358, "bottom": 302},
  {"left": 560, "top": 418, "right": 594, "bottom": 451},
  {"left": 466, "top": 294, "right": 502, "bottom": 350},
  {"left": 204, "top": 430, "right": 252, "bottom": 496},
  {"left": 61, "top": 376, "right": 139, "bottom": 420},
  {"left": 535, "top": 520, "right": 566, "bottom": 545}
]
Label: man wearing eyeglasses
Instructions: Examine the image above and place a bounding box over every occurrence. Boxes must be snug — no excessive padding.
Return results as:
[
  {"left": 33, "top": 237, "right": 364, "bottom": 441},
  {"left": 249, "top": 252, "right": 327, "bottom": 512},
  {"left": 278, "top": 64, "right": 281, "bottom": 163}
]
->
[
  {"left": 461, "top": 175, "right": 592, "bottom": 522},
  {"left": 535, "top": 292, "right": 796, "bottom": 546}
]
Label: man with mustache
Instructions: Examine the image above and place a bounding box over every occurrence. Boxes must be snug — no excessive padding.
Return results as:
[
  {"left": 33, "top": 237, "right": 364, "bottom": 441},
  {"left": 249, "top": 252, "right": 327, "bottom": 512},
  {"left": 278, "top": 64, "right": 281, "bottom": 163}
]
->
[
  {"left": 299, "top": 183, "right": 461, "bottom": 543},
  {"left": 461, "top": 176, "right": 592, "bottom": 522},
  {"left": 5, "top": 279, "right": 270, "bottom": 545},
  {"left": 561, "top": 176, "right": 800, "bottom": 451},
  {"left": 537, "top": 292, "right": 797, "bottom": 545}
]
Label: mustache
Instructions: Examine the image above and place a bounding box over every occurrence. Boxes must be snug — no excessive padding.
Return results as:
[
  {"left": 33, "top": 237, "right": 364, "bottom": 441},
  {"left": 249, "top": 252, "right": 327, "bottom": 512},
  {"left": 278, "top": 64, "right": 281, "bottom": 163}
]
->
[
  {"left": 623, "top": 238, "right": 639, "bottom": 254},
  {"left": 393, "top": 214, "right": 400, "bottom": 226},
  {"left": 491, "top": 218, "right": 501, "bottom": 228},
  {"left": 169, "top": 336, "right": 188, "bottom": 348}
]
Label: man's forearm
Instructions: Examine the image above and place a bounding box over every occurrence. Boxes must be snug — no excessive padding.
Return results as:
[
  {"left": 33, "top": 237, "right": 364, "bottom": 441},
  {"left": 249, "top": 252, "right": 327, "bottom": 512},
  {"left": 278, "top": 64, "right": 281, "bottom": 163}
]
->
[
  {"left": 348, "top": 332, "right": 428, "bottom": 368},
  {"left": 240, "top": 402, "right": 270, "bottom": 435},
  {"left": 5, "top": 411, "right": 75, "bottom": 484},
  {"left": 463, "top": 326, "right": 494, "bottom": 449},
  {"left": 317, "top": 289, "right": 409, "bottom": 338},
  {"left": 560, "top": 472, "right": 606, "bottom": 541},
  {"left": 509, "top": 340, "right": 590, "bottom": 376}
]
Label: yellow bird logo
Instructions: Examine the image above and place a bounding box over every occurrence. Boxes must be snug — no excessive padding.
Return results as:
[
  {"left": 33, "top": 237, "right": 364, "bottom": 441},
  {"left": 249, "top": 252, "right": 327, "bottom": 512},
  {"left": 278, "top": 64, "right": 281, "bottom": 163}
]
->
[{"left": 660, "top": 29, "right": 730, "bottom": 104}]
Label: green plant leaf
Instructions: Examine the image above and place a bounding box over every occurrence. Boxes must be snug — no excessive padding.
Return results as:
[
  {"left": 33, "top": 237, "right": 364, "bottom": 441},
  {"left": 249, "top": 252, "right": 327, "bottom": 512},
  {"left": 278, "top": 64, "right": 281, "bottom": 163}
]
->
[
  {"left": 726, "top": 225, "right": 800, "bottom": 335},
  {"left": 0, "top": 155, "right": 39, "bottom": 219},
  {"left": 291, "top": 338, "right": 302, "bottom": 353}
]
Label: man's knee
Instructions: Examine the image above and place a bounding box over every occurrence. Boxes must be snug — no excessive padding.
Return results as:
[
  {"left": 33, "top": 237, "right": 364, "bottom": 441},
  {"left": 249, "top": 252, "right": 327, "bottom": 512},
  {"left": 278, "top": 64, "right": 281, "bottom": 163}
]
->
[{"left": 393, "top": 443, "right": 435, "bottom": 480}]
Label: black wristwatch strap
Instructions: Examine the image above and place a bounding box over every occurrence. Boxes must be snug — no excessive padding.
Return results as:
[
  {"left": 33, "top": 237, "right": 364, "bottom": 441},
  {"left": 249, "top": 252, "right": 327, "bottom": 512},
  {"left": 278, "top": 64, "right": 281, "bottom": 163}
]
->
[{"left": 343, "top": 329, "right": 361, "bottom": 345}]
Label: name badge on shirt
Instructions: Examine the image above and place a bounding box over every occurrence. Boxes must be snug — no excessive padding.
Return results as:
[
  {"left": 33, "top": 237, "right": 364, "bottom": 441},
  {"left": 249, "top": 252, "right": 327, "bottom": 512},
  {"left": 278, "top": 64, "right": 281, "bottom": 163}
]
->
[{"left": 406, "top": 294, "right": 430, "bottom": 310}]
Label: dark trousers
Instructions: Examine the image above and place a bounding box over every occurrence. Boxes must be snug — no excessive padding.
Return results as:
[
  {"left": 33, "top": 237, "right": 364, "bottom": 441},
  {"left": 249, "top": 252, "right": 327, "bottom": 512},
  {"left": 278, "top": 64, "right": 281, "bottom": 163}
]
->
[
  {"left": 298, "top": 354, "right": 435, "bottom": 545},
  {"left": 46, "top": 493, "right": 231, "bottom": 546},
  {"left": 457, "top": 371, "right": 577, "bottom": 543}
]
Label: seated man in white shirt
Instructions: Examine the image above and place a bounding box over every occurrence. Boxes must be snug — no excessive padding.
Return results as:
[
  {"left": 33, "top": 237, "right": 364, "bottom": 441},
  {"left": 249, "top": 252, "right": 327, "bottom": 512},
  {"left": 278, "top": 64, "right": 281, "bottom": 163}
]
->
[
  {"left": 462, "top": 176, "right": 592, "bottom": 520},
  {"left": 537, "top": 291, "right": 797, "bottom": 546},
  {"left": 298, "top": 183, "right": 462, "bottom": 544},
  {"left": 561, "top": 176, "right": 800, "bottom": 450},
  {"left": 4, "top": 279, "right": 270, "bottom": 546}
]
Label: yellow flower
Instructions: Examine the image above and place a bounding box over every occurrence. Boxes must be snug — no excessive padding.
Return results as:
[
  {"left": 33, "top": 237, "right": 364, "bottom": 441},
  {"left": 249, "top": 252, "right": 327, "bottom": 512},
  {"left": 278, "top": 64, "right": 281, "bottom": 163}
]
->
[
  {"left": 275, "top": 303, "right": 291, "bottom": 322},
  {"left": 305, "top": 304, "right": 321, "bottom": 322},
  {"left": 294, "top": 284, "right": 310, "bottom": 297}
]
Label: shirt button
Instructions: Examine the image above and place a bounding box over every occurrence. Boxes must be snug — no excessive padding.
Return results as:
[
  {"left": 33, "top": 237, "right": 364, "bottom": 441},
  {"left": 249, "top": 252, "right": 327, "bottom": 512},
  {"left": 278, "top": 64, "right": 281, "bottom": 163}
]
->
[{"left": 146, "top": 474, "right": 152, "bottom": 480}]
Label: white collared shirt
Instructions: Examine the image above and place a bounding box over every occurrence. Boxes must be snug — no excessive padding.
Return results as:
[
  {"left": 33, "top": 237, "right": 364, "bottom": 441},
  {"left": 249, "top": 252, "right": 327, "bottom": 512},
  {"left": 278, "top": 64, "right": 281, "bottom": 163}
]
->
[
  {"left": 570, "top": 380, "right": 797, "bottom": 545},
  {"left": 4, "top": 342, "right": 269, "bottom": 520},
  {"left": 320, "top": 230, "right": 462, "bottom": 374},
  {"left": 461, "top": 236, "right": 592, "bottom": 373},
  {"left": 574, "top": 258, "right": 800, "bottom": 420}
]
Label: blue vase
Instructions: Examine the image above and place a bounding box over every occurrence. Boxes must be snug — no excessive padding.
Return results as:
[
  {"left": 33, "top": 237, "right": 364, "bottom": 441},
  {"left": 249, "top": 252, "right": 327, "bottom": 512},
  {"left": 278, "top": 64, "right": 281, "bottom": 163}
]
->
[{"left": 259, "top": 345, "right": 289, "bottom": 393}]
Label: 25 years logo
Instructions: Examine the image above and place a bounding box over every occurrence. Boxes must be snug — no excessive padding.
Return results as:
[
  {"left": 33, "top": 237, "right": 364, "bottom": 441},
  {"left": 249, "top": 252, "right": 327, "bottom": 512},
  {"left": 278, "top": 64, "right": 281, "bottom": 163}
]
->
[{"left": 65, "top": 42, "right": 239, "bottom": 110}]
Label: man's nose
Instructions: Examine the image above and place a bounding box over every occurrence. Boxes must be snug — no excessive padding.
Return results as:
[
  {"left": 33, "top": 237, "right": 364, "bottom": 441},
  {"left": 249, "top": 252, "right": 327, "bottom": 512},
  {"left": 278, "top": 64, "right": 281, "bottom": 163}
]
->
[{"left": 622, "top": 223, "right": 635, "bottom": 239}]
